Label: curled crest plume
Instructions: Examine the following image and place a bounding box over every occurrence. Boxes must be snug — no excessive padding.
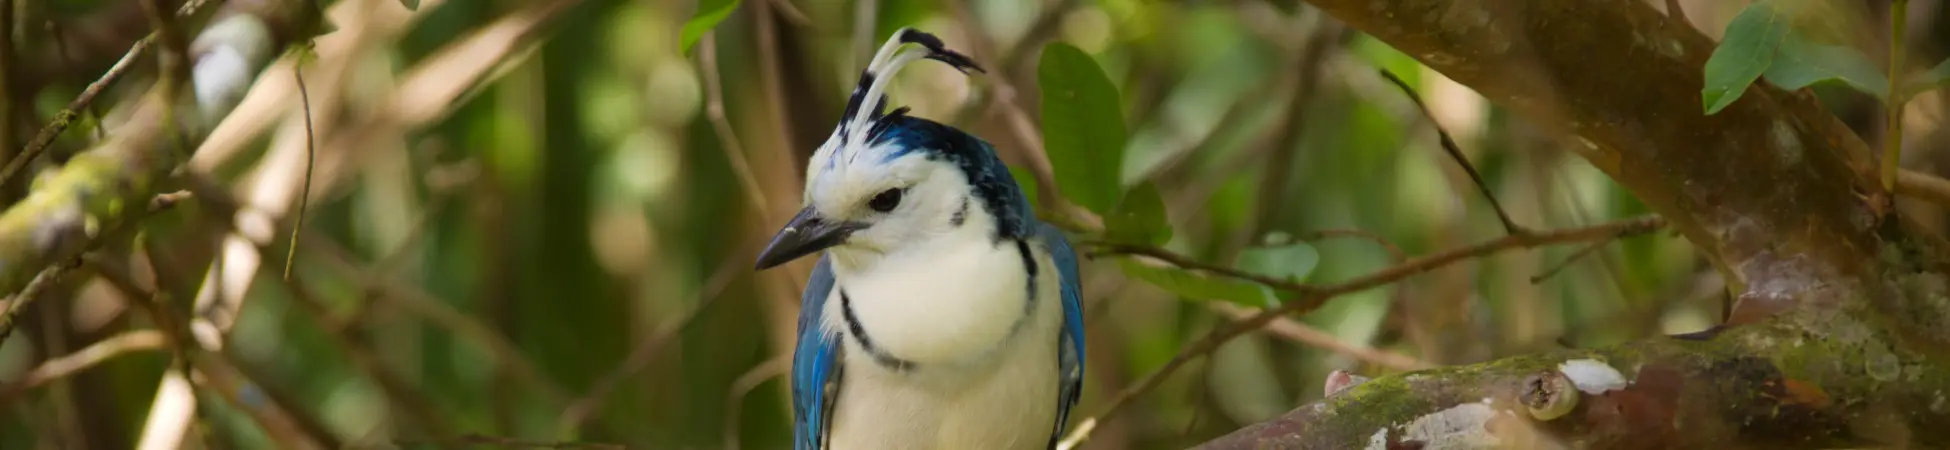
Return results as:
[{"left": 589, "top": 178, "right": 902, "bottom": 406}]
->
[{"left": 829, "top": 28, "right": 984, "bottom": 164}]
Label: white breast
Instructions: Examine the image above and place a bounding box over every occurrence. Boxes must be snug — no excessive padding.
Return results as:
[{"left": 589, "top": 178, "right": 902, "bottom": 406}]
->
[{"left": 820, "top": 238, "right": 1066, "bottom": 450}]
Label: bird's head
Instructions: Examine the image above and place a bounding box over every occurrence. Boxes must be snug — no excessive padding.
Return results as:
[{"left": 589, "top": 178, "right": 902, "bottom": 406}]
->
[{"left": 754, "top": 29, "right": 1032, "bottom": 271}]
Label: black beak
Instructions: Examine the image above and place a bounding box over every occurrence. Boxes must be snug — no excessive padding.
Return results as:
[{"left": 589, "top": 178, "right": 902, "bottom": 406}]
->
[{"left": 755, "top": 207, "right": 867, "bottom": 270}]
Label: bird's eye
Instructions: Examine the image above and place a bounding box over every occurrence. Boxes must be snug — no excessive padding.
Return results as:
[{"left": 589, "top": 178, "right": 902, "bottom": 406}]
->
[{"left": 868, "top": 188, "right": 903, "bottom": 213}]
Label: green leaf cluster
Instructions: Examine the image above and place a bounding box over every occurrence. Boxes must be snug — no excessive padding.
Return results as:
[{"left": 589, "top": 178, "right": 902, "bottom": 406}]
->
[{"left": 1702, "top": 0, "right": 1950, "bottom": 114}]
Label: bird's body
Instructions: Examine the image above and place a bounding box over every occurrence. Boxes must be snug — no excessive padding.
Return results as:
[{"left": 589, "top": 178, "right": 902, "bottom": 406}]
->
[
  {"left": 818, "top": 224, "right": 1067, "bottom": 449},
  {"left": 757, "top": 29, "right": 1084, "bottom": 450}
]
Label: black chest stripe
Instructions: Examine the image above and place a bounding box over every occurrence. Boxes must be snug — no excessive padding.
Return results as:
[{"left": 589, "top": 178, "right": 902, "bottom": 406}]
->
[
  {"left": 837, "top": 239, "right": 1042, "bottom": 373},
  {"left": 841, "top": 290, "right": 918, "bottom": 372}
]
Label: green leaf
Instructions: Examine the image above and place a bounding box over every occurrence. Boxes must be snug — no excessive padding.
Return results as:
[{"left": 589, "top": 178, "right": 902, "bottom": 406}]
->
[
  {"left": 1104, "top": 183, "right": 1170, "bottom": 245},
  {"left": 1234, "top": 241, "right": 1319, "bottom": 284},
  {"left": 1902, "top": 57, "right": 1950, "bottom": 99},
  {"left": 679, "top": 0, "right": 742, "bottom": 55},
  {"left": 399, "top": 0, "right": 419, "bottom": 11},
  {"left": 1117, "top": 259, "right": 1275, "bottom": 307},
  {"left": 1038, "top": 43, "right": 1128, "bottom": 214},
  {"left": 1701, "top": 0, "right": 1792, "bottom": 115},
  {"left": 1763, "top": 33, "right": 1889, "bottom": 99}
]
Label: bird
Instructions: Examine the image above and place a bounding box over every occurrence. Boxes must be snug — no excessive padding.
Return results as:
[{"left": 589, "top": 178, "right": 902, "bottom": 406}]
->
[{"left": 752, "top": 28, "right": 1086, "bottom": 450}]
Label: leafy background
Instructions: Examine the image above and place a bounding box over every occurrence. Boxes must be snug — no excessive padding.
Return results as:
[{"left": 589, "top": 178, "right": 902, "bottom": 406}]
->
[{"left": 1, "top": 0, "right": 1948, "bottom": 449}]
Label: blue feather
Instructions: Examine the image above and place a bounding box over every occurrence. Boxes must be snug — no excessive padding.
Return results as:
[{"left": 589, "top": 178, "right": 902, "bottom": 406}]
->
[
  {"left": 1037, "top": 222, "right": 1087, "bottom": 446},
  {"left": 792, "top": 256, "right": 842, "bottom": 450},
  {"left": 871, "top": 116, "right": 1035, "bottom": 241}
]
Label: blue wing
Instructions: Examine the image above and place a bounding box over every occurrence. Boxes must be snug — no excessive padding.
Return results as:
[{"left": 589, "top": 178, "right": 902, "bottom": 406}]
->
[
  {"left": 1036, "top": 222, "right": 1086, "bottom": 448},
  {"left": 792, "top": 256, "right": 843, "bottom": 450}
]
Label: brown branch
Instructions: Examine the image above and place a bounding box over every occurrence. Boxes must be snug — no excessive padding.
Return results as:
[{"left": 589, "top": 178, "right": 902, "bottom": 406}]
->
[
  {"left": 0, "top": 330, "right": 168, "bottom": 395},
  {"left": 1060, "top": 216, "right": 1667, "bottom": 447}
]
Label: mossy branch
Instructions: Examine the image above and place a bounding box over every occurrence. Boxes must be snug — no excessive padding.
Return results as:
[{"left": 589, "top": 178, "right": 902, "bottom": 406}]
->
[
  {"left": 1196, "top": 316, "right": 1950, "bottom": 449},
  {"left": 0, "top": 0, "right": 321, "bottom": 345}
]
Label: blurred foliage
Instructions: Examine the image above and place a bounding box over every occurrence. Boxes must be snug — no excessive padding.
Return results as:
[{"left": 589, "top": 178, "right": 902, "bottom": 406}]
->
[{"left": 0, "top": 0, "right": 1946, "bottom": 450}]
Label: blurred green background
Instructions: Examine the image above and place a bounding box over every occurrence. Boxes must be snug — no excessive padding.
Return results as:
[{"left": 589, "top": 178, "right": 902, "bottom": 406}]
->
[{"left": 2, "top": 0, "right": 1948, "bottom": 449}]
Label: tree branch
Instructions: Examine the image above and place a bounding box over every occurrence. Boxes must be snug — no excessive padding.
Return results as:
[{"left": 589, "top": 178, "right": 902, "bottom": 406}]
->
[
  {"left": 1060, "top": 216, "right": 1666, "bottom": 448},
  {"left": 1192, "top": 0, "right": 1950, "bottom": 447},
  {"left": 0, "top": 0, "right": 314, "bottom": 298}
]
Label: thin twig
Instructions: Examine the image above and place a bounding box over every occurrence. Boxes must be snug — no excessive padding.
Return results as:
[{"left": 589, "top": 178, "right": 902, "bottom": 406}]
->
[
  {"left": 0, "top": 0, "right": 218, "bottom": 187},
  {"left": 1529, "top": 235, "right": 1619, "bottom": 284},
  {"left": 284, "top": 62, "right": 318, "bottom": 281},
  {"left": 696, "top": 32, "right": 772, "bottom": 217},
  {"left": 0, "top": 258, "right": 81, "bottom": 346},
  {"left": 1089, "top": 244, "right": 1305, "bottom": 293},
  {"left": 46, "top": 21, "right": 106, "bottom": 141},
  {"left": 1207, "top": 303, "right": 1428, "bottom": 370},
  {"left": 1298, "top": 229, "right": 1406, "bottom": 261},
  {"left": 1058, "top": 216, "right": 1667, "bottom": 448},
  {"left": 1377, "top": 69, "right": 1526, "bottom": 236},
  {"left": 0, "top": 330, "right": 168, "bottom": 395},
  {"left": 722, "top": 356, "right": 790, "bottom": 450}
]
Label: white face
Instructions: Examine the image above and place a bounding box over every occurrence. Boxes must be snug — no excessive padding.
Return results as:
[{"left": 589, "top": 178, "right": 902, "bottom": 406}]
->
[{"left": 804, "top": 141, "right": 980, "bottom": 259}]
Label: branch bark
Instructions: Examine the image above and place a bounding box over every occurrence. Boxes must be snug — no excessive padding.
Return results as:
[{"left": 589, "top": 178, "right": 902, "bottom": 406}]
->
[
  {"left": 1195, "top": 0, "right": 1950, "bottom": 448},
  {"left": 0, "top": 0, "right": 318, "bottom": 298}
]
